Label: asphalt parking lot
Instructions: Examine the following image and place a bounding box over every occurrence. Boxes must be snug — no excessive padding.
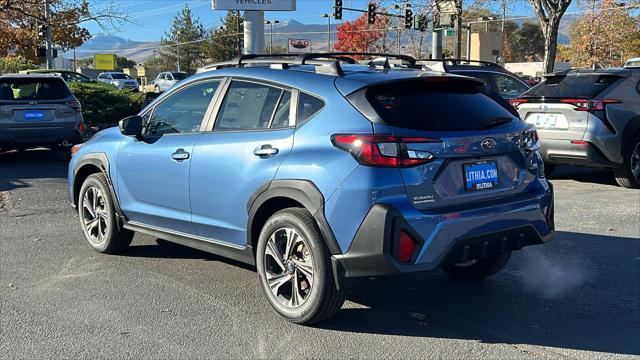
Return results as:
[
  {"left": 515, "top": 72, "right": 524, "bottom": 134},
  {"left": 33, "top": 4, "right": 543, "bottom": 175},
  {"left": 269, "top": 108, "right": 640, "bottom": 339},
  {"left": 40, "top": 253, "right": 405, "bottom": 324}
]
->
[{"left": 1, "top": 149, "right": 638, "bottom": 359}]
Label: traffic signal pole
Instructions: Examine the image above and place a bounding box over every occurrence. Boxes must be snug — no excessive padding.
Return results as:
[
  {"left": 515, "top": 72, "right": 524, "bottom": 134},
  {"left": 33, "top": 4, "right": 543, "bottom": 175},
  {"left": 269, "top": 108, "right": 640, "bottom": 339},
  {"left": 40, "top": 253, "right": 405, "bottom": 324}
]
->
[{"left": 44, "top": 0, "right": 53, "bottom": 69}]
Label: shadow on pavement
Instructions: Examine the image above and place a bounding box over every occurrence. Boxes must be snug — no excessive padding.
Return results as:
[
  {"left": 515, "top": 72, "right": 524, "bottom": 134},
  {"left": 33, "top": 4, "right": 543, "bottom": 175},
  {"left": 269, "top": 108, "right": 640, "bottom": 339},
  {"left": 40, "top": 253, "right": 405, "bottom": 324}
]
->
[
  {"left": 549, "top": 165, "right": 618, "bottom": 186},
  {"left": 0, "top": 149, "right": 69, "bottom": 191},
  {"left": 318, "top": 230, "right": 640, "bottom": 355}
]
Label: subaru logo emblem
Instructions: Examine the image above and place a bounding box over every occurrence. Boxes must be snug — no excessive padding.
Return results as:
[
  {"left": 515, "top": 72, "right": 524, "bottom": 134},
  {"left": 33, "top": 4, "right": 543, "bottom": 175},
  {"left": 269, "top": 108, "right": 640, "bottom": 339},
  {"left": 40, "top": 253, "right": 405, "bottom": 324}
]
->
[{"left": 481, "top": 138, "right": 497, "bottom": 151}]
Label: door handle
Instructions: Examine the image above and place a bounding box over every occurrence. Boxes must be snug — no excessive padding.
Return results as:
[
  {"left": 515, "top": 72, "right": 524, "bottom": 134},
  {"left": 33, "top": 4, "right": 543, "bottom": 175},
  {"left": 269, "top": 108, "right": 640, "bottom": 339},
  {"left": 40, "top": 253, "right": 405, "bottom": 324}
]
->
[
  {"left": 171, "top": 148, "right": 190, "bottom": 161},
  {"left": 253, "top": 144, "right": 279, "bottom": 157}
]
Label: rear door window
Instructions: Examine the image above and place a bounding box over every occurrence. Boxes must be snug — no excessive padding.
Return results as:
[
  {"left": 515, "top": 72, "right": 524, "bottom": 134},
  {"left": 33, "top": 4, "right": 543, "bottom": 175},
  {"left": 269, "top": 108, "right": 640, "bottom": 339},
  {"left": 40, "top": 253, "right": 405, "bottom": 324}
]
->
[
  {"left": 0, "top": 77, "right": 72, "bottom": 100},
  {"left": 526, "top": 74, "right": 621, "bottom": 98},
  {"left": 215, "top": 81, "right": 290, "bottom": 131},
  {"left": 363, "top": 78, "right": 517, "bottom": 131}
]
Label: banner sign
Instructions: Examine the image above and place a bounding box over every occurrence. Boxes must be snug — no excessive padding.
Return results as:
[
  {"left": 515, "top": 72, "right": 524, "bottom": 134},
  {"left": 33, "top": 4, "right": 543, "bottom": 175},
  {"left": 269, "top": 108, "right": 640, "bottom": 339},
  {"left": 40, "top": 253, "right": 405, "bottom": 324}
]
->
[{"left": 212, "top": 0, "right": 296, "bottom": 11}]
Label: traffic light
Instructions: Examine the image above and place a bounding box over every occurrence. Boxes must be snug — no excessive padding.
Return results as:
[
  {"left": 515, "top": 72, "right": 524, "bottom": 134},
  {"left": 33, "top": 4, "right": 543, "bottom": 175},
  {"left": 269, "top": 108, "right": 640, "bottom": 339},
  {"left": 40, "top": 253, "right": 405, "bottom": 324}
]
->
[
  {"left": 367, "top": 3, "right": 377, "bottom": 25},
  {"left": 404, "top": 9, "right": 413, "bottom": 29},
  {"left": 414, "top": 13, "right": 428, "bottom": 31},
  {"left": 38, "top": 24, "right": 47, "bottom": 38},
  {"left": 334, "top": 0, "right": 342, "bottom": 20}
]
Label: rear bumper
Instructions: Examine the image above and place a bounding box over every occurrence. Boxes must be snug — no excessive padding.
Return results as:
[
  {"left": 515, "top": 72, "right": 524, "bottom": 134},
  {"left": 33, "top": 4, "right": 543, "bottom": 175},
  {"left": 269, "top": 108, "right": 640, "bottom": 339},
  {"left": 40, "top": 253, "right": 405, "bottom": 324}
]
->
[
  {"left": 539, "top": 138, "right": 617, "bottom": 168},
  {"left": 332, "top": 183, "right": 555, "bottom": 281},
  {"left": 0, "top": 128, "right": 82, "bottom": 148}
]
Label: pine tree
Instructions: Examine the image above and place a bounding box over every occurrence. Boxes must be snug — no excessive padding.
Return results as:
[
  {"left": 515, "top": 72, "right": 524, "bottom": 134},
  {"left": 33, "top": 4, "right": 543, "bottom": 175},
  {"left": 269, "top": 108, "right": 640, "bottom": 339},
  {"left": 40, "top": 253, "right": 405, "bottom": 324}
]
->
[
  {"left": 158, "top": 5, "right": 205, "bottom": 73},
  {"left": 203, "top": 11, "right": 244, "bottom": 62}
]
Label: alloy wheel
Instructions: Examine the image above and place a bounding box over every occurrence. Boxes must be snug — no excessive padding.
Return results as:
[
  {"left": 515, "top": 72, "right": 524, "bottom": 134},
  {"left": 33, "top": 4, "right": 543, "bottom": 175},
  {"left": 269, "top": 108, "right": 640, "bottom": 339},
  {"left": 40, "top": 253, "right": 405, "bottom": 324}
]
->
[
  {"left": 81, "top": 186, "right": 108, "bottom": 246},
  {"left": 263, "top": 227, "right": 314, "bottom": 308},
  {"left": 631, "top": 142, "right": 640, "bottom": 180}
]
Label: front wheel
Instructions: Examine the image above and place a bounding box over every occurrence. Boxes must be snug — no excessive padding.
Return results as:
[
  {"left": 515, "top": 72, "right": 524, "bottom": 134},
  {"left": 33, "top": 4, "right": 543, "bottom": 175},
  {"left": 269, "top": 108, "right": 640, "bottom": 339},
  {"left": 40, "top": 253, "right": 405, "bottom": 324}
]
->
[
  {"left": 441, "top": 251, "right": 511, "bottom": 281},
  {"left": 613, "top": 137, "right": 640, "bottom": 188},
  {"left": 78, "top": 173, "right": 133, "bottom": 253},
  {"left": 256, "top": 208, "right": 344, "bottom": 325}
]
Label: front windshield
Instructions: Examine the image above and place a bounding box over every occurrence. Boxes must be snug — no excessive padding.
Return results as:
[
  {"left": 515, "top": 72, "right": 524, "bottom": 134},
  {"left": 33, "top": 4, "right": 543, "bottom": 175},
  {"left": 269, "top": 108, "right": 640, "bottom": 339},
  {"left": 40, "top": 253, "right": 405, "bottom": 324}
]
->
[{"left": 111, "top": 73, "right": 131, "bottom": 80}]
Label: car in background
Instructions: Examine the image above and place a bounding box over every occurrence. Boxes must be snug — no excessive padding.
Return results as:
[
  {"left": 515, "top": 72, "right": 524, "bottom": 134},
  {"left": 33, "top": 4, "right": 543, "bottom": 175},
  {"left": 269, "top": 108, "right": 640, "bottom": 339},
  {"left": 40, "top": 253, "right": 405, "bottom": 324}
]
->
[
  {"left": 624, "top": 57, "right": 640, "bottom": 68},
  {"left": 0, "top": 74, "right": 85, "bottom": 153},
  {"left": 519, "top": 74, "right": 540, "bottom": 87},
  {"left": 20, "top": 69, "right": 95, "bottom": 83},
  {"left": 151, "top": 71, "right": 189, "bottom": 93},
  {"left": 511, "top": 67, "right": 640, "bottom": 188},
  {"left": 96, "top": 72, "right": 139, "bottom": 91},
  {"left": 419, "top": 59, "right": 531, "bottom": 99},
  {"left": 68, "top": 53, "right": 554, "bottom": 324}
]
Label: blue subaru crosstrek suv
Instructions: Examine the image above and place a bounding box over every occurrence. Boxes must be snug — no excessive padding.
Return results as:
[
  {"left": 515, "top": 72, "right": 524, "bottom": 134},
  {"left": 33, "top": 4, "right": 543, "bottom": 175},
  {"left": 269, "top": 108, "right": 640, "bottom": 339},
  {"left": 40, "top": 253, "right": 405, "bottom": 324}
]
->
[{"left": 68, "top": 53, "right": 555, "bottom": 324}]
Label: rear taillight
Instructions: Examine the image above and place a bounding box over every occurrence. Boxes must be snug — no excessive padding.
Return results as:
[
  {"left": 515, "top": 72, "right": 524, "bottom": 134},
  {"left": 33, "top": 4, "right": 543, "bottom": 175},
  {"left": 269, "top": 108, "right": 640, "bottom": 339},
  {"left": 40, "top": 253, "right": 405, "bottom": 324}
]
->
[
  {"left": 509, "top": 98, "right": 528, "bottom": 109},
  {"left": 560, "top": 98, "right": 621, "bottom": 112},
  {"left": 66, "top": 100, "right": 82, "bottom": 112},
  {"left": 78, "top": 122, "right": 85, "bottom": 133},
  {"left": 331, "top": 134, "right": 438, "bottom": 167}
]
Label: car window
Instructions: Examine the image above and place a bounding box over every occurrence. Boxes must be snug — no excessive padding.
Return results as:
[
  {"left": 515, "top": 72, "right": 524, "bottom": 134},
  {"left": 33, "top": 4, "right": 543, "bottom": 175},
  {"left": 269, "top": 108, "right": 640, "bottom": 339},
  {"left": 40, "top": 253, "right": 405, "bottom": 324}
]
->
[
  {"left": 214, "top": 81, "right": 286, "bottom": 131},
  {"left": 270, "top": 90, "right": 292, "bottom": 128},
  {"left": 145, "top": 80, "right": 220, "bottom": 136},
  {"left": 111, "top": 73, "right": 130, "bottom": 80},
  {"left": 98, "top": 74, "right": 106, "bottom": 79},
  {"left": 0, "top": 77, "right": 72, "bottom": 100},
  {"left": 172, "top": 72, "right": 188, "bottom": 80},
  {"left": 363, "top": 78, "right": 516, "bottom": 131},
  {"left": 526, "top": 74, "right": 620, "bottom": 98},
  {"left": 492, "top": 73, "right": 529, "bottom": 98},
  {"left": 167, "top": 74, "right": 174, "bottom": 81},
  {"left": 297, "top": 92, "right": 325, "bottom": 124}
]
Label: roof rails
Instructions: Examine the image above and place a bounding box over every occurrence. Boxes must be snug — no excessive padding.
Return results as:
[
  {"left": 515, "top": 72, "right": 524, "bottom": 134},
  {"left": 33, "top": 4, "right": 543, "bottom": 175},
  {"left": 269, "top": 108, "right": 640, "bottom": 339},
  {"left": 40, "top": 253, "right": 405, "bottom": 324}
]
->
[
  {"left": 543, "top": 67, "right": 631, "bottom": 78},
  {"left": 418, "top": 58, "right": 504, "bottom": 72},
  {"left": 197, "top": 52, "right": 420, "bottom": 76}
]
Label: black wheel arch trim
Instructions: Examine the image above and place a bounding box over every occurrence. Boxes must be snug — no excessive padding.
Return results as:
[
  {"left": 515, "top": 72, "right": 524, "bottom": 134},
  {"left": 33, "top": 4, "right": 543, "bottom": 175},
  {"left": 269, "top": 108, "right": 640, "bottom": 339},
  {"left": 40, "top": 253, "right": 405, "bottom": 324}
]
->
[
  {"left": 247, "top": 179, "right": 341, "bottom": 256},
  {"left": 72, "top": 152, "right": 127, "bottom": 228},
  {"left": 621, "top": 115, "right": 640, "bottom": 155}
]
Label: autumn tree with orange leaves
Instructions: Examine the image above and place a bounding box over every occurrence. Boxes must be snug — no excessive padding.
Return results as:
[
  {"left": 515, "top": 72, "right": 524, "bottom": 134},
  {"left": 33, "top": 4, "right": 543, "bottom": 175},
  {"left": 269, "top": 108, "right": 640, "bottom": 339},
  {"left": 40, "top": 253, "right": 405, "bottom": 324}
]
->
[
  {"left": 568, "top": 0, "right": 640, "bottom": 68},
  {"left": 334, "top": 11, "right": 391, "bottom": 58}
]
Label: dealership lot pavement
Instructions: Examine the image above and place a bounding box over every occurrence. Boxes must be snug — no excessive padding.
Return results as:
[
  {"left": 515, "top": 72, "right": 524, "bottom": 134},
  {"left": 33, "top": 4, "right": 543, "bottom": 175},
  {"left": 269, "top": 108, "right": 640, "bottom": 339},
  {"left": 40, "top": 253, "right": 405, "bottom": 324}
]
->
[{"left": 1, "top": 149, "right": 639, "bottom": 359}]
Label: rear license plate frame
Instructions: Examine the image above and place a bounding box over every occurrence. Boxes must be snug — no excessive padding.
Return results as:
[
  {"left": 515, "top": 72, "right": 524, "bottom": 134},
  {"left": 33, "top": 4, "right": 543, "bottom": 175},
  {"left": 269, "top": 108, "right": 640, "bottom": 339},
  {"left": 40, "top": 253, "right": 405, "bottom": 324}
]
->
[{"left": 462, "top": 160, "right": 499, "bottom": 192}]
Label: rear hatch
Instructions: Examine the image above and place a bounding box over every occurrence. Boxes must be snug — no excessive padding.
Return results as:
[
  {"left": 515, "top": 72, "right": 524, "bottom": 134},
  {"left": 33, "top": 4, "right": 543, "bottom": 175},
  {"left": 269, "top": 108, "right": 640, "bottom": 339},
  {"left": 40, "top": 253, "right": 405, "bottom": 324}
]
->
[
  {"left": 344, "top": 76, "right": 539, "bottom": 211},
  {"left": 0, "top": 77, "right": 80, "bottom": 136},
  {"left": 511, "top": 72, "right": 626, "bottom": 140}
]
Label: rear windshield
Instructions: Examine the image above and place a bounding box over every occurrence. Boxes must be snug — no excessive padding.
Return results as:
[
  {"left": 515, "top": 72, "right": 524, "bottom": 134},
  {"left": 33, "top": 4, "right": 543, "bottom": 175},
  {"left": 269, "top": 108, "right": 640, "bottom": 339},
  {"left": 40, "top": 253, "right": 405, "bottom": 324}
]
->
[
  {"left": 364, "top": 79, "right": 517, "bottom": 131},
  {"left": 525, "top": 74, "right": 620, "bottom": 98},
  {"left": 111, "top": 73, "right": 131, "bottom": 80},
  {"left": 0, "top": 77, "right": 72, "bottom": 100},
  {"left": 172, "top": 72, "right": 188, "bottom": 80}
]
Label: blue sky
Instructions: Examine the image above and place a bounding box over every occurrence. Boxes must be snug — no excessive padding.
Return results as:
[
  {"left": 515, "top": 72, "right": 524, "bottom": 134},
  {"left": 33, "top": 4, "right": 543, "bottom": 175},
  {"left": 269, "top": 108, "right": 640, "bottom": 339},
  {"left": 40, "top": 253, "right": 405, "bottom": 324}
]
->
[{"left": 84, "top": 0, "right": 552, "bottom": 42}]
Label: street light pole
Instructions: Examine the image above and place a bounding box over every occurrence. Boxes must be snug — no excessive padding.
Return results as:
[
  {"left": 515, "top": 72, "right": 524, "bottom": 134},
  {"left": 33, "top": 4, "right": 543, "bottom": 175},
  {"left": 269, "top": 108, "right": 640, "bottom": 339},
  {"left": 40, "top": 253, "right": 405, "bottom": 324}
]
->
[
  {"left": 176, "top": 30, "right": 181, "bottom": 72},
  {"left": 265, "top": 20, "right": 280, "bottom": 53},
  {"left": 321, "top": 13, "right": 333, "bottom": 51}
]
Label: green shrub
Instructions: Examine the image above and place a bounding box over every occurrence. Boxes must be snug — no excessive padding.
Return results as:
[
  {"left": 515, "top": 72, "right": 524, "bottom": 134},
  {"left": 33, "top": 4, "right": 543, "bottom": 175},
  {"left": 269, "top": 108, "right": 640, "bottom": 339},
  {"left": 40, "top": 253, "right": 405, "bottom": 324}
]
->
[
  {"left": 68, "top": 82, "right": 145, "bottom": 127},
  {"left": 0, "top": 55, "right": 35, "bottom": 74}
]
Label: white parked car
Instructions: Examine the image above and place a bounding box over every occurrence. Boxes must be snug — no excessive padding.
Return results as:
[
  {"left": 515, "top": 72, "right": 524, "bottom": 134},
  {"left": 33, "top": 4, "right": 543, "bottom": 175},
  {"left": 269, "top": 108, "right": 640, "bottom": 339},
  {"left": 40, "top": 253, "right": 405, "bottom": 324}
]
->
[
  {"left": 97, "top": 72, "right": 139, "bottom": 91},
  {"left": 151, "top": 72, "right": 189, "bottom": 92}
]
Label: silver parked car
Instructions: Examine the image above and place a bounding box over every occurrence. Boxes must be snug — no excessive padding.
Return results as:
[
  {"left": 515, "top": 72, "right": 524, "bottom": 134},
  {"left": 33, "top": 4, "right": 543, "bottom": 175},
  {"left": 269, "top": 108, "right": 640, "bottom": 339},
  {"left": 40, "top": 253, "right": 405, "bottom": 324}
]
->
[
  {"left": 0, "top": 74, "right": 85, "bottom": 152},
  {"left": 512, "top": 68, "right": 640, "bottom": 188},
  {"left": 97, "top": 72, "right": 139, "bottom": 91},
  {"left": 151, "top": 71, "right": 188, "bottom": 92}
]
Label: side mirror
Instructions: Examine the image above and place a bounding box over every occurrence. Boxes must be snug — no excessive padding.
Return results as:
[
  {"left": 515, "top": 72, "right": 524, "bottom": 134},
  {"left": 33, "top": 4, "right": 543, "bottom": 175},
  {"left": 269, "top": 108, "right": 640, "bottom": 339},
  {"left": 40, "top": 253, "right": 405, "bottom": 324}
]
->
[{"left": 119, "top": 115, "right": 143, "bottom": 138}]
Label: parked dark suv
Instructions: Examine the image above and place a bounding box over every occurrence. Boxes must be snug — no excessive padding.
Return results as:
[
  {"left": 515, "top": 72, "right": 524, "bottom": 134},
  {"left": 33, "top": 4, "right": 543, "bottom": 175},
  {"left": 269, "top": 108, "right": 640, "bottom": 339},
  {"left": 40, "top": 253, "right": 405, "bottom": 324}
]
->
[
  {"left": 512, "top": 68, "right": 640, "bottom": 188},
  {"left": 419, "top": 59, "right": 531, "bottom": 99},
  {"left": 0, "top": 74, "right": 85, "bottom": 152}
]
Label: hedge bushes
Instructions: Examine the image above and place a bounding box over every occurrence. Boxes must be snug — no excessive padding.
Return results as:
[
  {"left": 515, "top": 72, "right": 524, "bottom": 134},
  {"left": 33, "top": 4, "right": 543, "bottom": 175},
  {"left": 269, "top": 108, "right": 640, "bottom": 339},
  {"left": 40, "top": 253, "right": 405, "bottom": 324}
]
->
[{"left": 68, "top": 82, "right": 146, "bottom": 127}]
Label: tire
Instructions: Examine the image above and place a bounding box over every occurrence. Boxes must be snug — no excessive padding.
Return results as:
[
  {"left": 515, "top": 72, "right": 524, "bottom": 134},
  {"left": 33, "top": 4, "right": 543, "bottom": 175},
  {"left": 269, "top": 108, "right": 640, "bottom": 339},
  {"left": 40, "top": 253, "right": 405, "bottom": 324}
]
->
[
  {"left": 154, "top": 85, "right": 160, "bottom": 94},
  {"left": 78, "top": 173, "right": 133, "bottom": 254},
  {"left": 441, "top": 251, "right": 512, "bottom": 281},
  {"left": 613, "top": 137, "right": 640, "bottom": 188},
  {"left": 256, "top": 208, "right": 345, "bottom": 325},
  {"left": 543, "top": 163, "right": 556, "bottom": 178}
]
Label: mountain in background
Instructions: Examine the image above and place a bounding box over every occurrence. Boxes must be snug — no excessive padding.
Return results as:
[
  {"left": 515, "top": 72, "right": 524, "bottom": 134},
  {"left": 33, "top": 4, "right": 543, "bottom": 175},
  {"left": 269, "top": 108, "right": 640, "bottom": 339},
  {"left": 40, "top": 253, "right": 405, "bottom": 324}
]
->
[{"left": 70, "top": 16, "right": 575, "bottom": 64}]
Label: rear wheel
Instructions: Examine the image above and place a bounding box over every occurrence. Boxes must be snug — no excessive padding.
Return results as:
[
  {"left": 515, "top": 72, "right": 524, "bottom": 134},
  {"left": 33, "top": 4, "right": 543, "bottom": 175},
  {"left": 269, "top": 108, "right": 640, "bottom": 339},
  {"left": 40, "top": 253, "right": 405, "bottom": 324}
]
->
[
  {"left": 613, "top": 137, "right": 640, "bottom": 188},
  {"left": 441, "top": 251, "right": 511, "bottom": 281},
  {"left": 78, "top": 173, "right": 133, "bottom": 253},
  {"left": 256, "top": 208, "right": 344, "bottom": 325}
]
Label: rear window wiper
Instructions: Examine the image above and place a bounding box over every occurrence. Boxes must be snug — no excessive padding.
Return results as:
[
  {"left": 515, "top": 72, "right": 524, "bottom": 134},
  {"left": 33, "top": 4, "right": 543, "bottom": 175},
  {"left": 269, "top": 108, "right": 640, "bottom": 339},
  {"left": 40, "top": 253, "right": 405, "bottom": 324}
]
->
[{"left": 478, "top": 116, "right": 514, "bottom": 130}]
